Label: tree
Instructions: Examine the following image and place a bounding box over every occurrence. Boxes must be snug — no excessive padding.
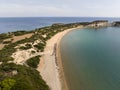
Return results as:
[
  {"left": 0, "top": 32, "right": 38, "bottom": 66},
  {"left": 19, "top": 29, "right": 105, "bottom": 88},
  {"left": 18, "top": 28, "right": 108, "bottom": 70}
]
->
[{"left": 0, "top": 78, "right": 16, "bottom": 90}]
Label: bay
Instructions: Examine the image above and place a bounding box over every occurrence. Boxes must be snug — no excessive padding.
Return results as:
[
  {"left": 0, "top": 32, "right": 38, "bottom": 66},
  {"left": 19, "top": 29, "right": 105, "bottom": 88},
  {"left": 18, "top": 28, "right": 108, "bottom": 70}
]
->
[{"left": 60, "top": 27, "right": 120, "bottom": 90}]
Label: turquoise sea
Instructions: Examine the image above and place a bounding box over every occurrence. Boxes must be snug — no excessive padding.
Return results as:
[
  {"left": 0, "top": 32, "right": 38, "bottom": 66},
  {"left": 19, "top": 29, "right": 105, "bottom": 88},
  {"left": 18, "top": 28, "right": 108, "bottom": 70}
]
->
[
  {"left": 1, "top": 17, "right": 120, "bottom": 89},
  {"left": 60, "top": 27, "right": 120, "bottom": 90}
]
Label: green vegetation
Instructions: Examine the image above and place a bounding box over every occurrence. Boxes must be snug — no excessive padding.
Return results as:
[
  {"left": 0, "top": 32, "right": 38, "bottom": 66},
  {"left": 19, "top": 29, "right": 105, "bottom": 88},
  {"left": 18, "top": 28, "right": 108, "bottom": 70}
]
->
[
  {"left": 26, "top": 56, "right": 40, "bottom": 68},
  {"left": 34, "top": 43, "right": 45, "bottom": 52},
  {"left": 113, "top": 22, "right": 120, "bottom": 27},
  {"left": 0, "top": 44, "right": 16, "bottom": 62},
  {"left": 0, "top": 33, "right": 12, "bottom": 43},
  {"left": 31, "top": 50, "right": 36, "bottom": 54},
  {"left": 0, "top": 78, "right": 16, "bottom": 90},
  {"left": 19, "top": 44, "right": 32, "bottom": 50},
  {"left": 0, "top": 30, "right": 33, "bottom": 43},
  {"left": 0, "top": 22, "right": 84, "bottom": 90},
  {"left": 0, "top": 63, "right": 49, "bottom": 90},
  {"left": 2, "top": 40, "right": 12, "bottom": 44},
  {"left": 12, "top": 31, "right": 33, "bottom": 36}
]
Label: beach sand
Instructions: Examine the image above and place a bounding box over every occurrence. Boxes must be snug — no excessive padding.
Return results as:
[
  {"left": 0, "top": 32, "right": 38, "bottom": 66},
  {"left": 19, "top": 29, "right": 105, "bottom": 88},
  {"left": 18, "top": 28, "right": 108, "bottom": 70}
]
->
[
  {"left": 37, "top": 26, "right": 83, "bottom": 90},
  {"left": 0, "top": 44, "right": 5, "bottom": 50}
]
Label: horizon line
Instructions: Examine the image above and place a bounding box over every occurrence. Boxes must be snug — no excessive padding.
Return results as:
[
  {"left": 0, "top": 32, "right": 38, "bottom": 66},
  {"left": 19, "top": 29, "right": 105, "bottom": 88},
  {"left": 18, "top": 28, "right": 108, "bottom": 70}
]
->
[{"left": 0, "top": 16, "right": 120, "bottom": 18}]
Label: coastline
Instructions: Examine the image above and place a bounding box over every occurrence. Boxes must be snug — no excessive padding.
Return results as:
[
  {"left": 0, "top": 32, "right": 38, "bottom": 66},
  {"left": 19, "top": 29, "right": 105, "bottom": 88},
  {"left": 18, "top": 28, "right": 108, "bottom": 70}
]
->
[
  {"left": 0, "top": 19, "right": 116, "bottom": 90},
  {"left": 37, "top": 26, "right": 83, "bottom": 90}
]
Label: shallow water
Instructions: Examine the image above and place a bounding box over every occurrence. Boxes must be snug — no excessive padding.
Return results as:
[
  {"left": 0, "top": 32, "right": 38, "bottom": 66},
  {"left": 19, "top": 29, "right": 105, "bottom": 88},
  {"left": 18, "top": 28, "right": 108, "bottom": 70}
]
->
[{"left": 60, "top": 27, "right": 120, "bottom": 90}]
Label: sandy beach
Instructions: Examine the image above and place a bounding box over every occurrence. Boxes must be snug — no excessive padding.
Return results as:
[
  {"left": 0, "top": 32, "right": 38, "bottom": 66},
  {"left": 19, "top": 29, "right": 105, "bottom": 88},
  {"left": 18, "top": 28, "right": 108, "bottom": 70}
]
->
[{"left": 37, "top": 26, "right": 83, "bottom": 90}]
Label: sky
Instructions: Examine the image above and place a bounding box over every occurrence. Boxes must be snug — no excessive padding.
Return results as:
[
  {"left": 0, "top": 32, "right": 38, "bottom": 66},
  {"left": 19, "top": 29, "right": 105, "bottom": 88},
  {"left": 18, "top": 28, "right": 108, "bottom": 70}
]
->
[{"left": 0, "top": 0, "right": 120, "bottom": 17}]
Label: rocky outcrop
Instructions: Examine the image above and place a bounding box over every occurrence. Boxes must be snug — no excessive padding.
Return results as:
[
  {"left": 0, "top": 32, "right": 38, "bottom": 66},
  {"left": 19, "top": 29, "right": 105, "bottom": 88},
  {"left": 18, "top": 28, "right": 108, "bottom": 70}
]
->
[
  {"left": 87, "top": 20, "right": 108, "bottom": 28},
  {"left": 112, "top": 22, "right": 120, "bottom": 27}
]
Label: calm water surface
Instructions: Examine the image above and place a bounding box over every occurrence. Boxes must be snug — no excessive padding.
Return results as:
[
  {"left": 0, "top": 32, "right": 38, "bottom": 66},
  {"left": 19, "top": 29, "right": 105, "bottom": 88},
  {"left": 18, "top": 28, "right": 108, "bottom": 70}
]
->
[
  {"left": 60, "top": 27, "right": 120, "bottom": 90},
  {"left": 0, "top": 17, "right": 120, "bottom": 33}
]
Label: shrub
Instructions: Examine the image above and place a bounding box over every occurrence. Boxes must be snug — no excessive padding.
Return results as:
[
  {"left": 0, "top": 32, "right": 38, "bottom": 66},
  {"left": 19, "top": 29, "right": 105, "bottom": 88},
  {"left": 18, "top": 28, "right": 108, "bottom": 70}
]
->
[
  {"left": 31, "top": 50, "right": 36, "bottom": 54},
  {"left": 34, "top": 43, "right": 45, "bottom": 51},
  {"left": 0, "top": 33, "right": 12, "bottom": 41},
  {"left": 0, "top": 78, "right": 16, "bottom": 90},
  {"left": 19, "top": 44, "right": 32, "bottom": 50},
  {"left": 0, "top": 63, "right": 49, "bottom": 90},
  {"left": 12, "top": 31, "right": 33, "bottom": 36},
  {"left": 0, "top": 44, "right": 16, "bottom": 62},
  {"left": 3, "top": 40, "right": 12, "bottom": 44},
  {"left": 26, "top": 56, "right": 40, "bottom": 68}
]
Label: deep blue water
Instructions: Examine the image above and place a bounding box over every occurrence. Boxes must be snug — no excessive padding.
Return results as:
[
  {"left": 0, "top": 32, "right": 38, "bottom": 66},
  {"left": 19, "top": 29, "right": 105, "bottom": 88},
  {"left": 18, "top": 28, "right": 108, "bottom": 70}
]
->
[
  {"left": 60, "top": 27, "right": 120, "bottom": 90},
  {"left": 0, "top": 17, "right": 120, "bottom": 33}
]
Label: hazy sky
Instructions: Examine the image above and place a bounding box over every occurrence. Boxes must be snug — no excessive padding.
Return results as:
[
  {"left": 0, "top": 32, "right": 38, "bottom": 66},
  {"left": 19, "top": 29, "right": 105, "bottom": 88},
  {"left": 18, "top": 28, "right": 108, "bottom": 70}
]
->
[{"left": 0, "top": 0, "right": 120, "bottom": 17}]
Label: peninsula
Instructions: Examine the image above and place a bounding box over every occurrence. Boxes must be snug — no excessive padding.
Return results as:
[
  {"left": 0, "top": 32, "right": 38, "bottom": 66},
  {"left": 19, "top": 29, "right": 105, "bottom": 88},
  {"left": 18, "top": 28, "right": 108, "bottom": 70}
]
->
[{"left": 0, "top": 20, "right": 114, "bottom": 90}]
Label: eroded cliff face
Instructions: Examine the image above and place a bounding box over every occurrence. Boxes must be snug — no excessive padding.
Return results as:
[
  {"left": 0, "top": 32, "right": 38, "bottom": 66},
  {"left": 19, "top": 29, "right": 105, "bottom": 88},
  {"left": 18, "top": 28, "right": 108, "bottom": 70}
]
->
[{"left": 87, "top": 20, "right": 109, "bottom": 28}]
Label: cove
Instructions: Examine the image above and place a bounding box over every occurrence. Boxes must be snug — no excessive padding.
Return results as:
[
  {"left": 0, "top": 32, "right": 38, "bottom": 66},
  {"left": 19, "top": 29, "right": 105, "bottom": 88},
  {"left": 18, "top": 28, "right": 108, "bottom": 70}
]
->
[{"left": 60, "top": 27, "right": 120, "bottom": 90}]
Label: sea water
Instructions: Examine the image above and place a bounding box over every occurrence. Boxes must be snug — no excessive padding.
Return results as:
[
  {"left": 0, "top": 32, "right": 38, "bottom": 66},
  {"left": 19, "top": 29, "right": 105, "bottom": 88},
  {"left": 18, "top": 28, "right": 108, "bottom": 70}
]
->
[
  {"left": 60, "top": 27, "right": 120, "bottom": 90},
  {"left": 0, "top": 17, "right": 120, "bottom": 33}
]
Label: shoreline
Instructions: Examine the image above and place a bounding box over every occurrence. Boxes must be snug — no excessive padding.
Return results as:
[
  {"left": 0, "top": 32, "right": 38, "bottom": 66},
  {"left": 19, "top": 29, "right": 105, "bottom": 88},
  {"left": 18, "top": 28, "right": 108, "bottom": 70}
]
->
[{"left": 37, "top": 26, "right": 83, "bottom": 90}]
